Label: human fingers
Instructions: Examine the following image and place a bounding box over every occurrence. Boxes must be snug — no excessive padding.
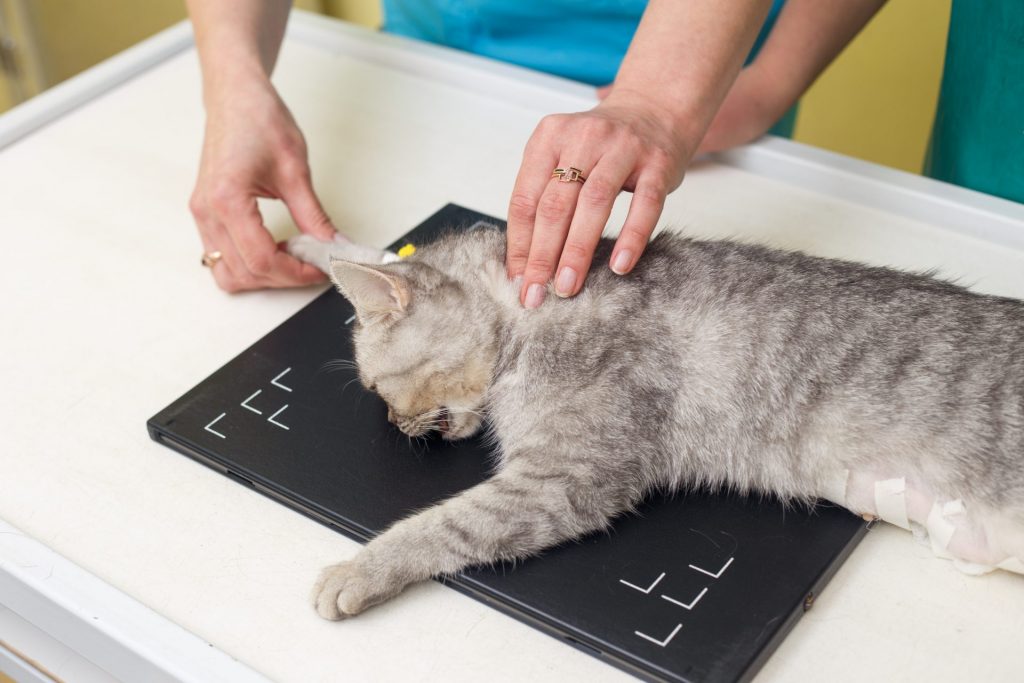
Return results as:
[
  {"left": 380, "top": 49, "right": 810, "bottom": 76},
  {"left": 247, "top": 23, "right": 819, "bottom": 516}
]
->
[
  {"left": 224, "top": 201, "right": 326, "bottom": 288},
  {"left": 191, "top": 186, "right": 266, "bottom": 292},
  {"left": 518, "top": 153, "right": 599, "bottom": 308},
  {"left": 609, "top": 171, "right": 668, "bottom": 276},
  {"left": 195, "top": 213, "right": 267, "bottom": 293},
  {"left": 506, "top": 116, "right": 561, "bottom": 279},
  {"left": 553, "top": 150, "right": 634, "bottom": 298},
  {"left": 210, "top": 192, "right": 281, "bottom": 281},
  {"left": 279, "top": 159, "right": 337, "bottom": 241},
  {"left": 194, "top": 192, "right": 324, "bottom": 291},
  {"left": 209, "top": 229, "right": 324, "bottom": 291}
]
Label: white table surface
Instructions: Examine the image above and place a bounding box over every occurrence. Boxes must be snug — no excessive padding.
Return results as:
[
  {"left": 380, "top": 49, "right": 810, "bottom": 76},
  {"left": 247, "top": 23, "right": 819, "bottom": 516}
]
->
[{"left": 1, "top": 11, "right": 1023, "bottom": 683}]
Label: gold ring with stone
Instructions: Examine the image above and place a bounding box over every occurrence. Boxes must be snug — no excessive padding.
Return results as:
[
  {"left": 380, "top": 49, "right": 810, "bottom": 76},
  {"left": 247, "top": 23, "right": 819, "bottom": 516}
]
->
[
  {"left": 201, "top": 251, "right": 223, "bottom": 268},
  {"left": 551, "top": 167, "right": 587, "bottom": 183}
]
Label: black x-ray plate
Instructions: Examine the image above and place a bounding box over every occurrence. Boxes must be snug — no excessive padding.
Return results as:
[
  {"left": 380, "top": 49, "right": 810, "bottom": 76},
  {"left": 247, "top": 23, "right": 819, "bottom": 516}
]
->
[{"left": 148, "top": 204, "right": 868, "bottom": 682}]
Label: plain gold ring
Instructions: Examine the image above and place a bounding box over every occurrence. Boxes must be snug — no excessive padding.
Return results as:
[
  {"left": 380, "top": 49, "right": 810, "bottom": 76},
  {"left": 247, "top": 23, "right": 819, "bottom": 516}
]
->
[{"left": 201, "top": 251, "right": 223, "bottom": 268}]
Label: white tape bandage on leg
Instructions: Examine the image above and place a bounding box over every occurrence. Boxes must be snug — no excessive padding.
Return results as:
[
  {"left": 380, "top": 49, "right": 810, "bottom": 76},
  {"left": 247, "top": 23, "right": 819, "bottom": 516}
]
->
[
  {"left": 821, "top": 470, "right": 1023, "bottom": 576},
  {"left": 998, "top": 557, "right": 1024, "bottom": 573},
  {"left": 821, "top": 468, "right": 850, "bottom": 507},
  {"left": 874, "top": 478, "right": 911, "bottom": 531},
  {"left": 925, "top": 500, "right": 959, "bottom": 560}
]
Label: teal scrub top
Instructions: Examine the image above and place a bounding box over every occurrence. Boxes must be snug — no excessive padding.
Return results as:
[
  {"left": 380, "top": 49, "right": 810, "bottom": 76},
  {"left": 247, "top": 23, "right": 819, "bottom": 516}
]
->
[
  {"left": 926, "top": 0, "right": 1024, "bottom": 204},
  {"left": 382, "top": 0, "right": 785, "bottom": 86},
  {"left": 382, "top": 0, "right": 796, "bottom": 137}
]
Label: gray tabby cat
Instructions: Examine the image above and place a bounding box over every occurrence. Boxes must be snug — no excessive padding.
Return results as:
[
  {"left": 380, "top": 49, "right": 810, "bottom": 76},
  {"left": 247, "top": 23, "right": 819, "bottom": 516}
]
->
[{"left": 288, "top": 226, "right": 1024, "bottom": 621}]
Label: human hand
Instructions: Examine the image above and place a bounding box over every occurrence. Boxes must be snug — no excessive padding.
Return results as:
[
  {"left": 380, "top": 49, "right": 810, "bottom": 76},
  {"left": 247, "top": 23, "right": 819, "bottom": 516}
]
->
[
  {"left": 505, "top": 89, "right": 692, "bottom": 308},
  {"left": 189, "top": 76, "right": 335, "bottom": 292}
]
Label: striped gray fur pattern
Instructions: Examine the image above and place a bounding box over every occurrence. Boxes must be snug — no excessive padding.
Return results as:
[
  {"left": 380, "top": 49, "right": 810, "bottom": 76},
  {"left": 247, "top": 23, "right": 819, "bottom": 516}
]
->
[{"left": 287, "top": 226, "right": 1024, "bottom": 620}]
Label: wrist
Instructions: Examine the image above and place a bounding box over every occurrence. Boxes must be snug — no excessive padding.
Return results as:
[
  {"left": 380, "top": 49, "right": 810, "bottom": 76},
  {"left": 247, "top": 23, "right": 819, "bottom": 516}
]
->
[
  {"left": 599, "top": 85, "right": 704, "bottom": 162},
  {"left": 197, "top": 42, "right": 274, "bottom": 107},
  {"left": 201, "top": 61, "right": 276, "bottom": 112}
]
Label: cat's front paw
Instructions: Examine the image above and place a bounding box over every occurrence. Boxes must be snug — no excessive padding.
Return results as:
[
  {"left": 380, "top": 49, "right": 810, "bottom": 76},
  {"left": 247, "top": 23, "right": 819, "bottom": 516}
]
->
[
  {"left": 287, "top": 234, "right": 334, "bottom": 273},
  {"left": 442, "top": 409, "right": 484, "bottom": 441},
  {"left": 311, "top": 559, "right": 401, "bottom": 620},
  {"left": 288, "top": 233, "right": 399, "bottom": 274}
]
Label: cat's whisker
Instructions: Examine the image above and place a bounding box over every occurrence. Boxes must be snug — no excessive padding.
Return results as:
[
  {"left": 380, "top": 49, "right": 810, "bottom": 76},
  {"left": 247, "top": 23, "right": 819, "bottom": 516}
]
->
[
  {"left": 453, "top": 407, "right": 487, "bottom": 419},
  {"left": 339, "top": 376, "right": 363, "bottom": 397},
  {"left": 320, "top": 358, "right": 359, "bottom": 374}
]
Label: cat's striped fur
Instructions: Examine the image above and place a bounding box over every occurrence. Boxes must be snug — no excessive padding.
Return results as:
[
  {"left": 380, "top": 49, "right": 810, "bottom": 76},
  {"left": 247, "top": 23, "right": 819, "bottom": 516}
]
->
[{"left": 289, "top": 226, "right": 1024, "bottom": 619}]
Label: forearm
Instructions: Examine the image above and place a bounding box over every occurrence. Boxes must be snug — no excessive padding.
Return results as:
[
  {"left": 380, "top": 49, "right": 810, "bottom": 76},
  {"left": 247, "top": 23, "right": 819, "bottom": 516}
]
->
[
  {"left": 186, "top": 0, "right": 336, "bottom": 292},
  {"left": 610, "top": 0, "right": 774, "bottom": 152},
  {"left": 752, "top": 0, "right": 888, "bottom": 120},
  {"left": 185, "top": 0, "right": 292, "bottom": 107}
]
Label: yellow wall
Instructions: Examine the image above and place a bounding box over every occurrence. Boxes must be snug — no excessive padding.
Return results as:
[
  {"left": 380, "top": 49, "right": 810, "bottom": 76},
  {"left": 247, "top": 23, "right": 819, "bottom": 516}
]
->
[
  {"left": 30, "top": 0, "right": 187, "bottom": 84},
  {"left": 8, "top": 0, "right": 346, "bottom": 89},
  {"left": 0, "top": 75, "right": 10, "bottom": 112},
  {"left": 792, "top": 0, "right": 952, "bottom": 173},
  {"left": 0, "top": 0, "right": 49, "bottom": 105},
  {"left": 2, "top": 0, "right": 948, "bottom": 175},
  {"left": 324, "top": 0, "right": 382, "bottom": 29}
]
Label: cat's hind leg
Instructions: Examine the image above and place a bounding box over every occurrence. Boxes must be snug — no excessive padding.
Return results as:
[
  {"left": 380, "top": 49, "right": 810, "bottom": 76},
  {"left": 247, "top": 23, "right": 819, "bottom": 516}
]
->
[
  {"left": 312, "top": 460, "right": 630, "bottom": 620},
  {"left": 824, "top": 468, "right": 1024, "bottom": 574}
]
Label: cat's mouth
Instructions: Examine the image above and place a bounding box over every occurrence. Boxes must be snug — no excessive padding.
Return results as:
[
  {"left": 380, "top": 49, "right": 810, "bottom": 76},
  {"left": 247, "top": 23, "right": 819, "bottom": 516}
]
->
[{"left": 392, "top": 405, "right": 480, "bottom": 440}]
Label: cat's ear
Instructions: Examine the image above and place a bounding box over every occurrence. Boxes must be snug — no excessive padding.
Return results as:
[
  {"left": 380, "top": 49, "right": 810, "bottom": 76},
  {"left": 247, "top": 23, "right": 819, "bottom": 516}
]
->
[{"left": 329, "top": 259, "right": 410, "bottom": 325}]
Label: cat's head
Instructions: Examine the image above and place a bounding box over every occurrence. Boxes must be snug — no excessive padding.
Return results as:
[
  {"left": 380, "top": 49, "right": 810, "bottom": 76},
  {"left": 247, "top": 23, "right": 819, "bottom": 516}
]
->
[{"left": 330, "top": 258, "right": 498, "bottom": 440}]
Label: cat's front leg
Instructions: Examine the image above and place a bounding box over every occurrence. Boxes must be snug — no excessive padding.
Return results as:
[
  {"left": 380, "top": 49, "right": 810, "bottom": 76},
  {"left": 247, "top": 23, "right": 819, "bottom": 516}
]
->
[
  {"left": 287, "top": 233, "right": 398, "bottom": 273},
  {"left": 312, "top": 460, "right": 629, "bottom": 620}
]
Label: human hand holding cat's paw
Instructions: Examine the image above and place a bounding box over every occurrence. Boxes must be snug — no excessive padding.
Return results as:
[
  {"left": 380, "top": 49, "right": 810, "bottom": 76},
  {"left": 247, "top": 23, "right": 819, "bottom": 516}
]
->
[{"left": 189, "top": 77, "right": 336, "bottom": 293}]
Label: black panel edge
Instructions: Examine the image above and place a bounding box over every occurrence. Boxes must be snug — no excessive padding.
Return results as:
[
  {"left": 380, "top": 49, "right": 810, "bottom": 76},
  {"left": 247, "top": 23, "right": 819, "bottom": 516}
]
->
[
  {"left": 149, "top": 420, "right": 864, "bottom": 683},
  {"left": 146, "top": 420, "right": 679, "bottom": 681},
  {"left": 738, "top": 517, "right": 869, "bottom": 683}
]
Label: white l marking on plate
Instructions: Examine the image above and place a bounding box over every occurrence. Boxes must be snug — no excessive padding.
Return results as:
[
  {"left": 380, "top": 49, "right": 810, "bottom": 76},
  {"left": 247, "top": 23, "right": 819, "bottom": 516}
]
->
[
  {"left": 271, "top": 368, "right": 293, "bottom": 392},
  {"left": 204, "top": 413, "right": 227, "bottom": 439},
  {"left": 241, "top": 390, "right": 263, "bottom": 414},
  {"left": 635, "top": 623, "right": 681, "bottom": 647},
  {"left": 267, "top": 404, "right": 290, "bottom": 430},
  {"left": 661, "top": 586, "right": 708, "bottom": 610},
  {"left": 689, "top": 557, "right": 734, "bottom": 579},
  {"left": 619, "top": 571, "right": 665, "bottom": 594}
]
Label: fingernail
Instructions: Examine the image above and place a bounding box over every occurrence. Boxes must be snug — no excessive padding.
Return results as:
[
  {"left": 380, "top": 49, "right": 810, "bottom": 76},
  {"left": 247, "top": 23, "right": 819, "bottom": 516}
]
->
[
  {"left": 611, "top": 250, "right": 632, "bottom": 275},
  {"left": 524, "top": 283, "right": 546, "bottom": 309},
  {"left": 555, "top": 267, "right": 577, "bottom": 297}
]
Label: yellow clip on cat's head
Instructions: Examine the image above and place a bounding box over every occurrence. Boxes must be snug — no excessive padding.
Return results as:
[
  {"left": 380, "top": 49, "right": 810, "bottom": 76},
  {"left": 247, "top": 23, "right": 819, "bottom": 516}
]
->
[{"left": 397, "top": 243, "right": 417, "bottom": 259}]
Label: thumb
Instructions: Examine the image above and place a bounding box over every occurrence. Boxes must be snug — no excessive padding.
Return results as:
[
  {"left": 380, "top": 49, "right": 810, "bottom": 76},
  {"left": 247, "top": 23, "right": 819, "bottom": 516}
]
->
[{"left": 283, "top": 177, "right": 337, "bottom": 240}]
